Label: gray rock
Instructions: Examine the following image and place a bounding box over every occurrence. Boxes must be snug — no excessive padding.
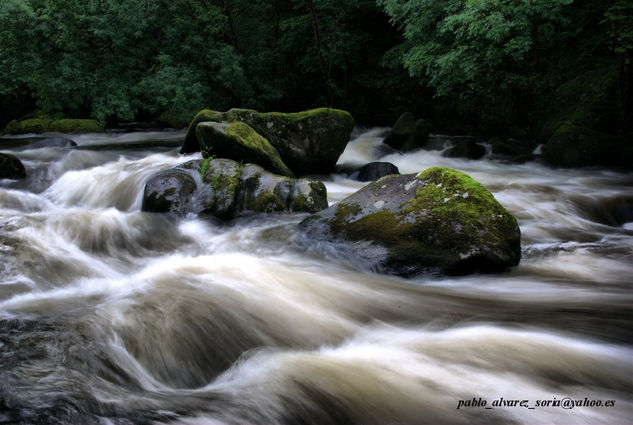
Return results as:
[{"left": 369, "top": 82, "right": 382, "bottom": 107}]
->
[
  {"left": 182, "top": 108, "right": 355, "bottom": 176},
  {"left": 143, "top": 159, "right": 328, "bottom": 219},
  {"left": 354, "top": 162, "right": 400, "bottom": 182},
  {"left": 444, "top": 139, "right": 486, "bottom": 159},
  {"left": 299, "top": 167, "right": 521, "bottom": 276},
  {"left": 141, "top": 169, "right": 197, "bottom": 216}
]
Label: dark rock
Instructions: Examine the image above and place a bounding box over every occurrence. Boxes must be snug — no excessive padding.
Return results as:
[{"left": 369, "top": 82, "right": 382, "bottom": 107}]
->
[
  {"left": 384, "top": 114, "right": 432, "bottom": 152},
  {"left": 236, "top": 163, "right": 328, "bottom": 215},
  {"left": 383, "top": 112, "right": 415, "bottom": 150},
  {"left": 354, "top": 162, "right": 400, "bottom": 182},
  {"left": 196, "top": 121, "right": 294, "bottom": 177},
  {"left": 182, "top": 108, "right": 355, "bottom": 176},
  {"left": 401, "top": 119, "right": 431, "bottom": 151},
  {"left": 299, "top": 167, "right": 521, "bottom": 277},
  {"left": 23, "top": 137, "right": 77, "bottom": 149},
  {"left": 0, "top": 153, "right": 27, "bottom": 179},
  {"left": 141, "top": 169, "right": 197, "bottom": 216},
  {"left": 542, "top": 123, "right": 633, "bottom": 168},
  {"left": 444, "top": 139, "right": 486, "bottom": 159},
  {"left": 143, "top": 159, "right": 328, "bottom": 220}
]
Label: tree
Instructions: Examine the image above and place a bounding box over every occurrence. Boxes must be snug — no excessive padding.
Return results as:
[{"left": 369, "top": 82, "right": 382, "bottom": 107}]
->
[{"left": 378, "top": 0, "right": 574, "bottom": 130}]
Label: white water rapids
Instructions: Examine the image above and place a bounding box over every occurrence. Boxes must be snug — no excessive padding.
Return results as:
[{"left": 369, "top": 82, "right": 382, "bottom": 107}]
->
[{"left": 0, "top": 128, "right": 632, "bottom": 424}]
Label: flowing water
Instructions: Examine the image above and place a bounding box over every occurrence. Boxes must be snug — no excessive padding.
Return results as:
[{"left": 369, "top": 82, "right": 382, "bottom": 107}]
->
[{"left": 1, "top": 128, "right": 632, "bottom": 425}]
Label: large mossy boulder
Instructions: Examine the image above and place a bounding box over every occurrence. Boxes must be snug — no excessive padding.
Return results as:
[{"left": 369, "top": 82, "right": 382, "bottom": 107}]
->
[
  {"left": 299, "top": 167, "right": 521, "bottom": 276},
  {"left": 181, "top": 107, "right": 355, "bottom": 175},
  {"left": 142, "top": 159, "right": 328, "bottom": 219},
  {"left": 542, "top": 123, "right": 633, "bottom": 168},
  {"left": 538, "top": 66, "right": 623, "bottom": 141},
  {"left": 0, "top": 153, "right": 27, "bottom": 179},
  {"left": 141, "top": 169, "right": 198, "bottom": 216},
  {"left": 196, "top": 121, "right": 294, "bottom": 177}
]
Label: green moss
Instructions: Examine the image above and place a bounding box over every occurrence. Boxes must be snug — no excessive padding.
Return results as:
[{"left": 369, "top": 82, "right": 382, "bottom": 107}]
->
[
  {"left": 182, "top": 109, "right": 227, "bottom": 154},
  {"left": 406, "top": 167, "right": 497, "bottom": 217},
  {"left": 3, "top": 118, "right": 53, "bottom": 134},
  {"left": 2, "top": 117, "right": 104, "bottom": 134},
  {"left": 254, "top": 190, "right": 286, "bottom": 212},
  {"left": 200, "top": 158, "right": 213, "bottom": 180},
  {"left": 50, "top": 119, "right": 104, "bottom": 133},
  {"left": 258, "top": 107, "right": 353, "bottom": 125}
]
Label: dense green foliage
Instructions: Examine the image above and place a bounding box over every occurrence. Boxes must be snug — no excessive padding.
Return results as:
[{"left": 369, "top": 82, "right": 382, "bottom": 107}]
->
[{"left": 1, "top": 0, "right": 630, "bottom": 137}]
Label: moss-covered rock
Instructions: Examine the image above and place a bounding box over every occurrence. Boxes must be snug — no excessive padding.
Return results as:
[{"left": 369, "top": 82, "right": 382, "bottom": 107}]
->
[
  {"left": 3, "top": 118, "right": 53, "bottom": 134},
  {"left": 299, "top": 167, "right": 521, "bottom": 276},
  {"left": 538, "top": 66, "right": 625, "bottom": 141},
  {"left": 200, "top": 158, "right": 244, "bottom": 219},
  {"left": 383, "top": 112, "right": 415, "bottom": 150},
  {"left": 542, "top": 123, "right": 633, "bottom": 168},
  {"left": 49, "top": 119, "right": 104, "bottom": 133},
  {"left": 182, "top": 107, "right": 355, "bottom": 175},
  {"left": 2, "top": 117, "right": 104, "bottom": 134},
  {"left": 383, "top": 113, "right": 431, "bottom": 152},
  {"left": 141, "top": 169, "right": 197, "bottom": 216},
  {"left": 237, "top": 164, "right": 327, "bottom": 214},
  {"left": 0, "top": 153, "right": 27, "bottom": 179},
  {"left": 196, "top": 121, "right": 294, "bottom": 177},
  {"left": 143, "top": 159, "right": 328, "bottom": 220}
]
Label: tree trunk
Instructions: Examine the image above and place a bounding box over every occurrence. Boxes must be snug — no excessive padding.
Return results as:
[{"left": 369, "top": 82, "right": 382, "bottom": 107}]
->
[{"left": 306, "top": 0, "right": 333, "bottom": 106}]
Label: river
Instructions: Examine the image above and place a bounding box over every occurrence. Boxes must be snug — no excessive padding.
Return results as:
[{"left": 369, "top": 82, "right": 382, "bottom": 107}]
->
[{"left": 1, "top": 128, "right": 632, "bottom": 425}]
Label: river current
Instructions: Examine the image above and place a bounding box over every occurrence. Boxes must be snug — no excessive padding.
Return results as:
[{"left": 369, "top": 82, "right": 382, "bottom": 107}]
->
[{"left": 1, "top": 128, "right": 632, "bottom": 424}]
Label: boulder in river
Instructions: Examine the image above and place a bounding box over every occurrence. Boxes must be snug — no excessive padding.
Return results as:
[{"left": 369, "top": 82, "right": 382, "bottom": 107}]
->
[
  {"left": 142, "top": 159, "right": 327, "bottom": 219},
  {"left": 444, "top": 138, "right": 486, "bottom": 160},
  {"left": 181, "top": 107, "right": 355, "bottom": 176},
  {"left": 299, "top": 167, "right": 521, "bottom": 276},
  {"left": 0, "top": 153, "right": 27, "bottom": 179},
  {"left": 383, "top": 112, "right": 431, "bottom": 152},
  {"left": 542, "top": 123, "right": 633, "bottom": 168},
  {"left": 354, "top": 162, "right": 400, "bottom": 182},
  {"left": 141, "top": 169, "right": 197, "bottom": 216},
  {"left": 196, "top": 121, "right": 294, "bottom": 177}
]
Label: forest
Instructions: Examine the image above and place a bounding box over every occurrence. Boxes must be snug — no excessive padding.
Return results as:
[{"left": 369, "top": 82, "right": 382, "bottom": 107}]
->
[{"left": 1, "top": 0, "right": 632, "bottom": 140}]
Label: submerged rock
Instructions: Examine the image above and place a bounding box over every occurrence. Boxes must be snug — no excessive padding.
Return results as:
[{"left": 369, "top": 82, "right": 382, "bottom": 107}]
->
[
  {"left": 141, "top": 169, "right": 197, "bottom": 216},
  {"left": 23, "top": 137, "right": 77, "bottom": 149},
  {"left": 196, "top": 121, "right": 294, "bottom": 177},
  {"left": 181, "top": 107, "right": 355, "bottom": 175},
  {"left": 0, "top": 153, "right": 27, "bottom": 179},
  {"left": 142, "top": 159, "right": 327, "bottom": 219},
  {"left": 299, "top": 167, "right": 521, "bottom": 276}
]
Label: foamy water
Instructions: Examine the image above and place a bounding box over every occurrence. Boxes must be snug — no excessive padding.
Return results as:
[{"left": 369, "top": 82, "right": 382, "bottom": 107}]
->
[{"left": 1, "top": 129, "right": 631, "bottom": 424}]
